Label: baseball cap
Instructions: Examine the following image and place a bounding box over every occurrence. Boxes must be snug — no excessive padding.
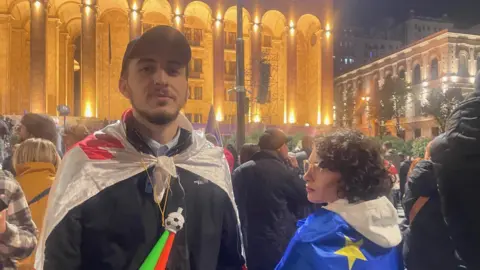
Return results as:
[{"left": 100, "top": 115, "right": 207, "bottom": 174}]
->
[
  {"left": 121, "top": 25, "right": 191, "bottom": 77},
  {"left": 258, "top": 128, "right": 292, "bottom": 150}
]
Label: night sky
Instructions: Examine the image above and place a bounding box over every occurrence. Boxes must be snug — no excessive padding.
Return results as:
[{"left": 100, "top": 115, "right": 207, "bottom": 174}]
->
[{"left": 336, "top": 0, "right": 480, "bottom": 28}]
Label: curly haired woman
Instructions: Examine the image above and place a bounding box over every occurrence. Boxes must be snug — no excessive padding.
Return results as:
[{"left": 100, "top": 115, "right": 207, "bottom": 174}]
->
[{"left": 276, "top": 129, "right": 402, "bottom": 270}]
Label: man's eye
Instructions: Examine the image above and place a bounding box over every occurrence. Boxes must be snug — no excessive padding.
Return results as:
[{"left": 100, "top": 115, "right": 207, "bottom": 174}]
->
[
  {"left": 140, "top": 66, "right": 155, "bottom": 73},
  {"left": 167, "top": 68, "right": 180, "bottom": 76}
]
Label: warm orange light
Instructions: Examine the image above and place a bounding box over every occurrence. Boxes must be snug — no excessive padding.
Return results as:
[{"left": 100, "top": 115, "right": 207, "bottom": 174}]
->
[
  {"left": 85, "top": 102, "right": 93, "bottom": 118},
  {"left": 325, "top": 23, "right": 332, "bottom": 38},
  {"left": 254, "top": 16, "right": 260, "bottom": 25},
  {"left": 84, "top": 0, "right": 91, "bottom": 6},
  {"left": 215, "top": 109, "right": 223, "bottom": 122},
  {"left": 216, "top": 12, "right": 222, "bottom": 21},
  {"left": 132, "top": 3, "right": 138, "bottom": 11},
  {"left": 288, "top": 112, "right": 296, "bottom": 124},
  {"left": 253, "top": 114, "right": 261, "bottom": 123},
  {"left": 324, "top": 116, "right": 331, "bottom": 125},
  {"left": 305, "top": 123, "right": 310, "bottom": 127},
  {"left": 317, "top": 111, "right": 321, "bottom": 125},
  {"left": 34, "top": 0, "right": 41, "bottom": 8},
  {"left": 175, "top": 7, "right": 181, "bottom": 15}
]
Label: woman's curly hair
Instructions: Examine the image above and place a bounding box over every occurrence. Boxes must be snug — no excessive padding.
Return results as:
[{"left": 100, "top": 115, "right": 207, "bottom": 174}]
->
[{"left": 315, "top": 129, "right": 392, "bottom": 203}]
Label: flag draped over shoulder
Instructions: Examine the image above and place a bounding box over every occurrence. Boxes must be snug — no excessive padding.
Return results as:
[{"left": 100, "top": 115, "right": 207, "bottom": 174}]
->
[
  {"left": 276, "top": 206, "right": 402, "bottom": 270},
  {"left": 204, "top": 105, "right": 223, "bottom": 147},
  {"left": 34, "top": 113, "right": 241, "bottom": 270}
]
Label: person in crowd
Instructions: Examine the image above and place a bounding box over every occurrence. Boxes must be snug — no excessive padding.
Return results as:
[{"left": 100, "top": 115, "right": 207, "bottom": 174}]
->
[
  {"left": 232, "top": 128, "right": 308, "bottom": 270},
  {"left": 402, "top": 134, "right": 463, "bottom": 270},
  {"left": 295, "top": 135, "right": 314, "bottom": 175},
  {"left": 35, "top": 26, "right": 244, "bottom": 270},
  {"left": 13, "top": 138, "right": 60, "bottom": 269},
  {"left": 2, "top": 114, "right": 57, "bottom": 176},
  {"left": 62, "top": 124, "right": 90, "bottom": 152},
  {"left": 276, "top": 129, "right": 402, "bottom": 269},
  {"left": 226, "top": 144, "right": 240, "bottom": 171},
  {"left": 398, "top": 153, "right": 411, "bottom": 199},
  {"left": 205, "top": 133, "right": 235, "bottom": 173},
  {"left": 383, "top": 141, "right": 401, "bottom": 174},
  {"left": 239, "top": 143, "right": 259, "bottom": 164},
  {"left": 433, "top": 70, "right": 480, "bottom": 269},
  {"left": 385, "top": 159, "right": 400, "bottom": 207},
  {"left": 0, "top": 170, "right": 37, "bottom": 270}
]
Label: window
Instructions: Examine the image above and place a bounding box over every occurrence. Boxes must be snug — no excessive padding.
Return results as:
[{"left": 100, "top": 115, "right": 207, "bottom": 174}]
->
[
  {"left": 398, "top": 69, "right": 406, "bottom": 80},
  {"left": 185, "top": 113, "right": 192, "bottom": 122},
  {"left": 263, "top": 35, "right": 272, "bottom": 47},
  {"left": 431, "top": 58, "right": 439, "bottom": 80},
  {"left": 193, "top": 114, "right": 202, "bottom": 123},
  {"left": 413, "top": 64, "right": 422, "bottom": 85},
  {"left": 224, "top": 114, "right": 236, "bottom": 124},
  {"left": 414, "top": 129, "right": 422, "bottom": 138},
  {"left": 225, "top": 32, "right": 237, "bottom": 49},
  {"left": 225, "top": 61, "right": 236, "bottom": 80},
  {"left": 189, "top": 86, "right": 202, "bottom": 100},
  {"left": 184, "top": 28, "right": 203, "bottom": 46},
  {"left": 458, "top": 53, "right": 469, "bottom": 77},
  {"left": 432, "top": 127, "right": 440, "bottom": 137},
  {"left": 188, "top": 59, "right": 203, "bottom": 78},
  {"left": 225, "top": 85, "right": 237, "bottom": 101}
]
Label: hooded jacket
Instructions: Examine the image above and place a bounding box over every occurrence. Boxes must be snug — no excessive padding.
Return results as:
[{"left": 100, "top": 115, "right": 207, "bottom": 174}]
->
[
  {"left": 276, "top": 196, "right": 402, "bottom": 269},
  {"left": 434, "top": 71, "right": 480, "bottom": 269},
  {"left": 34, "top": 111, "right": 245, "bottom": 270}
]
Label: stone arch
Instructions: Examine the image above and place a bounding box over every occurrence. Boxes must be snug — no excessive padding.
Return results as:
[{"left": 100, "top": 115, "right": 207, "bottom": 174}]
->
[
  {"left": 224, "top": 6, "right": 251, "bottom": 35},
  {"left": 97, "top": 0, "right": 129, "bottom": 19},
  {"left": 261, "top": 10, "right": 287, "bottom": 39},
  {"left": 97, "top": 9, "right": 130, "bottom": 119},
  {"left": 142, "top": 0, "right": 172, "bottom": 27},
  {"left": 458, "top": 50, "right": 469, "bottom": 77},
  {"left": 296, "top": 14, "right": 321, "bottom": 125},
  {"left": 9, "top": 0, "right": 30, "bottom": 28},
  {"left": 55, "top": 0, "right": 81, "bottom": 37}
]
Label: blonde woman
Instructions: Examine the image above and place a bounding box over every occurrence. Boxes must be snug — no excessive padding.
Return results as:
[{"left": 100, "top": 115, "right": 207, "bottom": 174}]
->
[{"left": 13, "top": 138, "right": 60, "bottom": 269}]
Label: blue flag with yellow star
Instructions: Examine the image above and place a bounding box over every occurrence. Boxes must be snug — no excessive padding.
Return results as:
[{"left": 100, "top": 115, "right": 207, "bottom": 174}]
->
[{"left": 276, "top": 208, "right": 402, "bottom": 270}]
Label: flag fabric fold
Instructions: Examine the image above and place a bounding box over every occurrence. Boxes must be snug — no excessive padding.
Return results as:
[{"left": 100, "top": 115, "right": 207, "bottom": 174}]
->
[
  {"left": 276, "top": 207, "right": 402, "bottom": 270},
  {"left": 204, "top": 105, "right": 223, "bottom": 147}
]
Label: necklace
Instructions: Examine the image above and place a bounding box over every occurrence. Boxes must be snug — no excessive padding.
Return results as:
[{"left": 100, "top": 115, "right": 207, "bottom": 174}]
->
[{"left": 141, "top": 159, "right": 172, "bottom": 227}]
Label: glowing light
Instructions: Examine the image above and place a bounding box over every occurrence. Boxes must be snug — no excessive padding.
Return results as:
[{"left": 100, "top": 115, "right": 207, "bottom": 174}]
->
[
  {"left": 175, "top": 15, "right": 181, "bottom": 25},
  {"left": 289, "top": 20, "right": 294, "bottom": 28},
  {"left": 324, "top": 117, "right": 331, "bottom": 125},
  {"left": 84, "top": 0, "right": 91, "bottom": 6},
  {"left": 288, "top": 112, "right": 296, "bottom": 124},
  {"left": 85, "top": 102, "right": 93, "bottom": 118},
  {"left": 215, "top": 110, "right": 223, "bottom": 122},
  {"left": 470, "top": 76, "right": 476, "bottom": 84},
  {"left": 132, "top": 10, "right": 138, "bottom": 19},
  {"left": 254, "top": 16, "right": 260, "bottom": 25},
  {"left": 253, "top": 24, "right": 259, "bottom": 32},
  {"left": 451, "top": 76, "right": 458, "bottom": 83},
  {"left": 325, "top": 23, "right": 332, "bottom": 38},
  {"left": 216, "top": 12, "right": 222, "bottom": 21},
  {"left": 305, "top": 123, "right": 310, "bottom": 127},
  {"left": 132, "top": 3, "right": 138, "bottom": 11},
  {"left": 175, "top": 7, "right": 181, "bottom": 16},
  {"left": 422, "top": 81, "right": 428, "bottom": 87},
  {"left": 442, "top": 76, "right": 448, "bottom": 82},
  {"left": 361, "top": 96, "right": 370, "bottom": 101},
  {"left": 34, "top": 0, "right": 41, "bottom": 8},
  {"left": 253, "top": 114, "right": 261, "bottom": 123}
]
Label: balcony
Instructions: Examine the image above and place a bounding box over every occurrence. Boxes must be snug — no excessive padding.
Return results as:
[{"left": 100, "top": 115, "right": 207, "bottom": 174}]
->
[
  {"left": 188, "top": 40, "right": 202, "bottom": 47},
  {"left": 225, "top": 73, "right": 235, "bottom": 81},
  {"left": 225, "top": 43, "right": 236, "bottom": 50},
  {"left": 189, "top": 71, "right": 202, "bottom": 79}
]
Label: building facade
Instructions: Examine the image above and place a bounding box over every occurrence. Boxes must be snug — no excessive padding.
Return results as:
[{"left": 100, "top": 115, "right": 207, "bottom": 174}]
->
[
  {"left": 334, "top": 30, "right": 480, "bottom": 140},
  {"left": 0, "top": 0, "right": 334, "bottom": 127}
]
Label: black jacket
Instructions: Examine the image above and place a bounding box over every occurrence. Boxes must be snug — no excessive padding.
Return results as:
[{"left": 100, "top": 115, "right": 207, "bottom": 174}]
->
[
  {"left": 43, "top": 118, "right": 244, "bottom": 270},
  {"left": 232, "top": 150, "right": 308, "bottom": 270},
  {"left": 402, "top": 160, "right": 463, "bottom": 270},
  {"left": 399, "top": 160, "right": 411, "bottom": 196},
  {"left": 436, "top": 86, "right": 480, "bottom": 269}
]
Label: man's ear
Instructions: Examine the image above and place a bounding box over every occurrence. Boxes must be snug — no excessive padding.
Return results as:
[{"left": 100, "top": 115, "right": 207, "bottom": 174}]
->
[{"left": 119, "top": 78, "right": 131, "bottom": 99}]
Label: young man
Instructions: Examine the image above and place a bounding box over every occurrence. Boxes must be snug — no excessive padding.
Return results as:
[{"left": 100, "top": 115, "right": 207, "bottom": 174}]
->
[{"left": 35, "top": 26, "right": 244, "bottom": 270}]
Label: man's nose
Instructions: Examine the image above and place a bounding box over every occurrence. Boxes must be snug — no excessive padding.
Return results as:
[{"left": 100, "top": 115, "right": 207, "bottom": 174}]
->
[{"left": 153, "top": 68, "right": 168, "bottom": 85}]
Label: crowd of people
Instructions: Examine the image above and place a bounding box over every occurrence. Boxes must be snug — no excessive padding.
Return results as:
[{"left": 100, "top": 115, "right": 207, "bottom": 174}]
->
[{"left": 0, "top": 25, "right": 478, "bottom": 270}]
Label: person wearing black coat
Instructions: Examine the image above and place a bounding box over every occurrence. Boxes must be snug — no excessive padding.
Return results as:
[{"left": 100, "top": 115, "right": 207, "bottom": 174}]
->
[
  {"left": 433, "top": 70, "right": 480, "bottom": 269},
  {"left": 402, "top": 158, "right": 463, "bottom": 270},
  {"left": 232, "top": 128, "right": 309, "bottom": 270}
]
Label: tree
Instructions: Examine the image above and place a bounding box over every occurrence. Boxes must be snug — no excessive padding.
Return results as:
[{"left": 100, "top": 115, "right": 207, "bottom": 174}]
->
[
  {"left": 421, "top": 88, "right": 464, "bottom": 132},
  {"left": 411, "top": 137, "right": 431, "bottom": 158},
  {"left": 377, "top": 76, "right": 410, "bottom": 138}
]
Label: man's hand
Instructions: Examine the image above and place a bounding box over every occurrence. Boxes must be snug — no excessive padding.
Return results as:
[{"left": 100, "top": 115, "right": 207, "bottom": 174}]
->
[
  {"left": 288, "top": 156, "right": 299, "bottom": 168},
  {"left": 0, "top": 210, "right": 7, "bottom": 234}
]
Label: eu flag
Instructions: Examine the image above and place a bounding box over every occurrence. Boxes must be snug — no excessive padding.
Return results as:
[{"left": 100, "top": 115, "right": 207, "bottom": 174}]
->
[
  {"left": 276, "top": 208, "right": 402, "bottom": 270},
  {"left": 205, "top": 105, "right": 223, "bottom": 147}
]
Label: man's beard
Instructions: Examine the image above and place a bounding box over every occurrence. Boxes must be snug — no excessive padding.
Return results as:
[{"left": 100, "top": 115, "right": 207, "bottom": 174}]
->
[{"left": 133, "top": 103, "right": 180, "bottom": 126}]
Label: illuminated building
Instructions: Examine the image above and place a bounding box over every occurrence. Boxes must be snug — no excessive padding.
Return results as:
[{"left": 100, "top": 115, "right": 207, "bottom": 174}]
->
[{"left": 0, "top": 0, "right": 333, "bottom": 126}]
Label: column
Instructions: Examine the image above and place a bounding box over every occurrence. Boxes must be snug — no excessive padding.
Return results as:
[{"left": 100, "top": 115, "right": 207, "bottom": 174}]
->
[
  {"left": 213, "top": 18, "right": 225, "bottom": 121},
  {"left": 46, "top": 18, "right": 60, "bottom": 115},
  {"left": 0, "top": 15, "right": 12, "bottom": 114},
  {"left": 316, "top": 31, "right": 322, "bottom": 125},
  {"left": 58, "top": 32, "right": 69, "bottom": 106},
  {"left": 30, "top": 0, "right": 47, "bottom": 113},
  {"left": 128, "top": 0, "right": 143, "bottom": 40},
  {"left": 67, "top": 43, "right": 76, "bottom": 112},
  {"left": 172, "top": 0, "right": 184, "bottom": 32},
  {"left": 321, "top": 26, "right": 333, "bottom": 126},
  {"left": 250, "top": 22, "right": 262, "bottom": 122},
  {"left": 286, "top": 28, "right": 297, "bottom": 124},
  {"left": 81, "top": 0, "right": 97, "bottom": 117}
]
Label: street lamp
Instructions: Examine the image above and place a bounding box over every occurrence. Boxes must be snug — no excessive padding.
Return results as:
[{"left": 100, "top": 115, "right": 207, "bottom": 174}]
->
[{"left": 235, "top": 0, "right": 246, "bottom": 151}]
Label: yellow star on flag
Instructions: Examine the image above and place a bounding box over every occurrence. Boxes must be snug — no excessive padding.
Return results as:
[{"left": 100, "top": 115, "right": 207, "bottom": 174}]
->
[{"left": 334, "top": 235, "right": 368, "bottom": 270}]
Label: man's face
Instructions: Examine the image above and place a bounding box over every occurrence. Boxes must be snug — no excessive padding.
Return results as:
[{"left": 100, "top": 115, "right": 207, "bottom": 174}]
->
[{"left": 119, "top": 55, "right": 188, "bottom": 125}]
